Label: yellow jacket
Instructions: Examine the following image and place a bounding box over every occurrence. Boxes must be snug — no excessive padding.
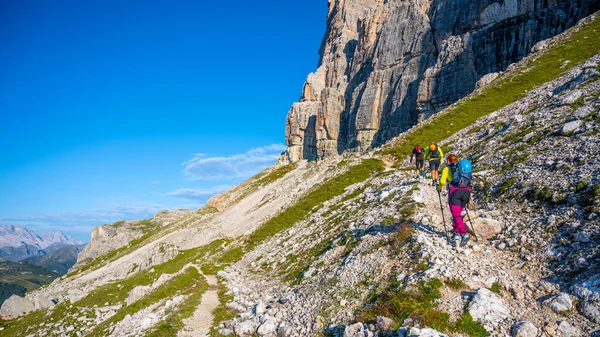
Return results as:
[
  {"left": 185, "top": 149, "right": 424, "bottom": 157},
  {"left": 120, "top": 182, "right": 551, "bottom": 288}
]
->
[
  {"left": 424, "top": 146, "right": 443, "bottom": 162},
  {"left": 438, "top": 164, "right": 455, "bottom": 190}
]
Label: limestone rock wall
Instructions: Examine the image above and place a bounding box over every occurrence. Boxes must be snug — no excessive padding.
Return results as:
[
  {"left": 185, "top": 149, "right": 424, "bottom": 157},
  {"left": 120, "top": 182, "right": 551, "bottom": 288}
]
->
[{"left": 282, "top": 0, "right": 600, "bottom": 162}]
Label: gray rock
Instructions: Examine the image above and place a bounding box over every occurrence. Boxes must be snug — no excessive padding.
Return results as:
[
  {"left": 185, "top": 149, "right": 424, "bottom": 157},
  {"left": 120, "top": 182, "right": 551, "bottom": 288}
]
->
[
  {"left": 531, "top": 40, "right": 549, "bottom": 53},
  {"left": 557, "top": 320, "right": 581, "bottom": 337},
  {"left": 468, "top": 288, "right": 510, "bottom": 332},
  {"left": 255, "top": 300, "right": 266, "bottom": 315},
  {"left": 545, "top": 293, "right": 573, "bottom": 313},
  {"left": 375, "top": 316, "right": 395, "bottom": 331},
  {"left": 511, "top": 321, "right": 538, "bottom": 337},
  {"left": 561, "top": 120, "right": 583, "bottom": 135},
  {"left": 0, "top": 295, "right": 35, "bottom": 319},
  {"left": 561, "top": 90, "right": 584, "bottom": 106},
  {"left": 219, "top": 328, "right": 234, "bottom": 336},
  {"left": 574, "top": 105, "right": 596, "bottom": 119},
  {"left": 235, "top": 320, "right": 258, "bottom": 337},
  {"left": 257, "top": 318, "right": 277, "bottom": 336},
  {"left": 581, "top": 300, "right": 600, "bottom": 324},
  {"left": 476, "top": 72, "right": 500, "bottom": 90},
  {"left": 126, "top": 285, "right": 152, "bottom": 305},
  {"left": 407, "top": 327, "right": 448, "bottom": 337},
  {"left": 344, "top": 323, "right": 366, "bottom": 337}
]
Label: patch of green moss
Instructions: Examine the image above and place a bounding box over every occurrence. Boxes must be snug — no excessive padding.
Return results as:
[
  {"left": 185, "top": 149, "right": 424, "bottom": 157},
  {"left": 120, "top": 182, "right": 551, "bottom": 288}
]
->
[
  {"left": 445, "top": 278, "right": 467, "bottom": 290},
  {"left": 490, "top": 282, "right": 502, "bottom": 294},
  {"left": 357, "top": 278, "right": 487, "bottom": 336}
]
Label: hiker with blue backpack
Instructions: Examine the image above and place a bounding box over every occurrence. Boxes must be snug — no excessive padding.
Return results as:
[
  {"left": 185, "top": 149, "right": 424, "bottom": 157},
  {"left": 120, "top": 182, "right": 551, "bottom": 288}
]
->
[{"left": 437, "top": 154, "right": 473, "bottom": 247}]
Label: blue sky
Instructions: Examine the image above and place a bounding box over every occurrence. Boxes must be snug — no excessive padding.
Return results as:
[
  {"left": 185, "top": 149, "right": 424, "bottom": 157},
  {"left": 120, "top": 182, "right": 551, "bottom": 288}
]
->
[{"left": 0, "top": 0, "right": 326, "bottom": 242}]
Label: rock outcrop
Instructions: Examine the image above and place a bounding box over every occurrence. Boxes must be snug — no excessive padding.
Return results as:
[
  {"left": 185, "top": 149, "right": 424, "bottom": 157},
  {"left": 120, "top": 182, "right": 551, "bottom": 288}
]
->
[{"left": 282, "top": 0, "right": 600, "bottom": 162}]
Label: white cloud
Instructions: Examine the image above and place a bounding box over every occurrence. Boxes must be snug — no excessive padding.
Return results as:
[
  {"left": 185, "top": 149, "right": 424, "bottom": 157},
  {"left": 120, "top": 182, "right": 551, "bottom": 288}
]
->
[
  {"left": 183, "top": 143, "right": 286, "bottom": 180},
  {"left": 152, "top": 181, "right": 160, "bottom": 184},
  {"left": 165, "top": 185, "right": 231, "bottom": 200}
]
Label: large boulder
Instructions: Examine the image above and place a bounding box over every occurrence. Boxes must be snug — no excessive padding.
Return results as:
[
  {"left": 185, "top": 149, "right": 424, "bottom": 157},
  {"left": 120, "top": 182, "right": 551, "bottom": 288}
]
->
[
  {"left": 126, "top": 285, "right": 152, "bottom": 305},
  {"left": 511, "top": 321, "right": 538, "bottom": 337},
  {"left": 471, "top": 218, "right": 503, "bottom": 240},
  {"left": 344, "top": 323, "right": 367, "bottom": 337},
  {"left": 235, "top": 320, "right": 258, "bottom": 337},
  {"left": 561, "top": 120, "right": 583, "bottom": 135},
  {"left": 581, "top": 300, "right": 600, "bottom": 324},
  {"left": 375, "top": 316, "right": 395, "bottom": 331},
  {"left": 557, "top": 321, "right": 581, "bottom": 337},
  {"left": 544, "top": 293, "right": 573, "bottom": 313},
  {"left": 32, "top": 294, "right": 55, "bottom": 310},
  {"left": 468, "top": 288, "right": 510, "bottom": 332},
  {"left": 0, "top": 295, "right": 35, "bottom": 319},
  {"left": 257, "top": 318, "right": 277, "bottom": 336}
]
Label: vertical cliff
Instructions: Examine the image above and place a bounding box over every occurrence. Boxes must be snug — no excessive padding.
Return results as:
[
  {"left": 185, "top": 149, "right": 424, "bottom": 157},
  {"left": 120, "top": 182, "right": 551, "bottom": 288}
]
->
[{"left": 282, "top": 0, "right": 600, "bottom": 162}]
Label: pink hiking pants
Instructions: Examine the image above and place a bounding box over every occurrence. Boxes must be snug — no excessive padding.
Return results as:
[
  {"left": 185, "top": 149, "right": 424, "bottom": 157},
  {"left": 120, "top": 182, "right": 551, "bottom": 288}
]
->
[{"left": 448, "top": 186, "right": 471, "bottom": 234}]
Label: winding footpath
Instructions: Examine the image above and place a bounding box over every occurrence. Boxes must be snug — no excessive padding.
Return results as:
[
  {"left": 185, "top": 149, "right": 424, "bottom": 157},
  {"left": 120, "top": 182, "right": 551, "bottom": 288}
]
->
[{"left": 179, "top": 271, "right": 220, "bottom": 337}]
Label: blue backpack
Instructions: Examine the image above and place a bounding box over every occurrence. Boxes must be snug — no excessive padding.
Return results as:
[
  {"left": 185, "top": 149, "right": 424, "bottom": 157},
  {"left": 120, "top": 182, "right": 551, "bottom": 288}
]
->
[{"left": 450, "top": 160, "right": 473, "bottom": 188}]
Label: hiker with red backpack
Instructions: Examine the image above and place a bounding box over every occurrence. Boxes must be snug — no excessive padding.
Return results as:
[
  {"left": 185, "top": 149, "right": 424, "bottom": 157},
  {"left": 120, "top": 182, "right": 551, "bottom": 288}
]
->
[
  {"left": 437, "top": 154, "right": 473, "bottom": 247},
  {"left": 411, "top": 144, "right": 425, "bottom": 178},
  {"left": 423, "top": 143, "right": 443, "bottom": 186}
]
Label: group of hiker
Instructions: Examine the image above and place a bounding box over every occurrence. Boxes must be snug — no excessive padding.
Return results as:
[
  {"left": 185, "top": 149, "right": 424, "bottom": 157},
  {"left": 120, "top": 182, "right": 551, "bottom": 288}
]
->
[{"left": 410, "top": 143, "right": 474, "bottom": 247}]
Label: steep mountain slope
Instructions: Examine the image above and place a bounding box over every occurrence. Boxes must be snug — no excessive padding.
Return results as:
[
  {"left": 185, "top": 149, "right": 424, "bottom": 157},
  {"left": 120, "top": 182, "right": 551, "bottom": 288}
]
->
[
  {"left": 282, "top": 0, "right": 600, "bottom": 162},
  {"left": 1, "top": 9, "right": 600, "bottom": 337}
]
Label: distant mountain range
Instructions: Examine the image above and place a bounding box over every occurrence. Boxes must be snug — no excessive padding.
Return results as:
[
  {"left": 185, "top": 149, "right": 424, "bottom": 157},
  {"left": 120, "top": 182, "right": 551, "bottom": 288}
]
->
[
  {"left": 0, "top": 225, "right": 87, "bottom": 305},
  {"left": 22, "top": 244, "right": 87, "bottom": 275},
  {"left": 0, "top": 224, "right": 83, "bottom": 262}
]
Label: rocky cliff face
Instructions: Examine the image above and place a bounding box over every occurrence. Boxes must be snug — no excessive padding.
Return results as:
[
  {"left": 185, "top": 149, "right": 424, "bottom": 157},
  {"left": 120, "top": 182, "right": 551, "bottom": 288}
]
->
[{"left": 283, "top": 0, "right": 600, "bottom": 162}]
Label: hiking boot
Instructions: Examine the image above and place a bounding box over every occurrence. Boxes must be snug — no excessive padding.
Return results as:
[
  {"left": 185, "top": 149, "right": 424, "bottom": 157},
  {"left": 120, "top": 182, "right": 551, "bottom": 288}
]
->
[
  {"left": 460, "top": 233, "right": 470, "bottom": 247},
  {"left": 451, "top": 234, "right": 461, "bottom": 247}
]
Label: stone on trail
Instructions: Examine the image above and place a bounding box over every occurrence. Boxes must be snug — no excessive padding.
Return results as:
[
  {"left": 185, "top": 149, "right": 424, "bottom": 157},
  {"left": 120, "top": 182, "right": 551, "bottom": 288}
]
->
[
  {"left": 511, "top": 321, "right": 538, "bottom": 337},
  {"left": 544, "top": 293, "right": 573, "bottom": 313},
  {"left": 557, "top": 320, "right": 582, "bottom": 337},
  {"left": 468, "top": 288, "right": 510, "bottom": 332},
  {"left": 471, "top": 217, "right": 503, "bottom": 239}
]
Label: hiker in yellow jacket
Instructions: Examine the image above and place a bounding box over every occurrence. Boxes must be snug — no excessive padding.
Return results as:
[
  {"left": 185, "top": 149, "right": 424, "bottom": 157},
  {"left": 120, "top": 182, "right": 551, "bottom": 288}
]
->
[{"left": 423, "top": 143, "right": 443, "bottom": 186}]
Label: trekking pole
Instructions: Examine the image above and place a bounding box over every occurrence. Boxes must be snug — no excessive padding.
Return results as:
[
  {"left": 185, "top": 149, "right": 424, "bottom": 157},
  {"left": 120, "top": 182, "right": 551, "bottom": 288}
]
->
[
  {"left": 464, "top": 208, "right": 479, "bottom": 242},
  {"left": 436, "top": 189, "right": 451, "bottom": 239}
]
